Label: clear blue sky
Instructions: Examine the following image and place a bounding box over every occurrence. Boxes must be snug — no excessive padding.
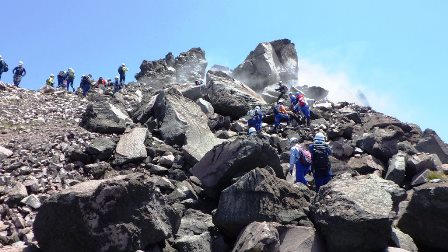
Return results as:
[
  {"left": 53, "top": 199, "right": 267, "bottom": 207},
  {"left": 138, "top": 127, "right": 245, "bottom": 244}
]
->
[{"left": 2, "top": 0, "right": 447, "bottom": 142}]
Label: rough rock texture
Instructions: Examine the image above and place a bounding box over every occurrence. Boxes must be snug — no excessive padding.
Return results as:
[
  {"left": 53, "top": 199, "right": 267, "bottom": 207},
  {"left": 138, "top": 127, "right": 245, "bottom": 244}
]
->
[
  {"left": 85, "top": 137, "right": 116, "bottom": 161},
  {"left": 406, "top": 152, "right": 442, "bottom": 177},
  {"left": 152, "top": 88, "right": 222, "bottom": 164},
  {"left": 391, "top": 228, "right": 418, "bottom": 252},
  {"left": 385, "top": 152, "right": 407, "bottom": 186},
  {"left": 0, "top": 146, "right": 13, "bottom": 161},
  {"left": 397, "top": 182, "right": 448, "bottom": 250},
  {"left": 114, "top": 127, "right": 148, "bottom": 165},
  {"left": 205, "top": 70, "right": 266, "bottom": 120},
  {"left": 34, "top": 174, "right": 181, "bottom": 252},
  {"left": 347, "top": 154, "right": 384, "bottom": 175},
  {"left": 81, "top": 101, "right": 132, "bottom": 134},
  {"left": 174, "top": 209, "right": 215, "bottom": 252},
  {"left": 356, "top": 127, "right": 404, "bottom": 163},
  {"left": 233, "top": 39, "right": 298, "bottom": 91},
  {"left": 190, "top": 137, "right": 283, "bottom": 198},
  {"left": 135, "top": 48, "right": 207, "bottom": 89},
  {"left": 215, "top": 168, "right": 313, "bottom": 236},
  {"left": 311, "top": 173, "right": 404, "bottom": 252},
  {"left": 416, "top": 129, "right": 448, "bottom": 163}
]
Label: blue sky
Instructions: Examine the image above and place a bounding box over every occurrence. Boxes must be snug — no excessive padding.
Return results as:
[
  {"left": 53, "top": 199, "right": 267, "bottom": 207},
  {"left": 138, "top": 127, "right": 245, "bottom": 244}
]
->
[{"left": 1, "top": 0, "right": 447, "bottom": 142}]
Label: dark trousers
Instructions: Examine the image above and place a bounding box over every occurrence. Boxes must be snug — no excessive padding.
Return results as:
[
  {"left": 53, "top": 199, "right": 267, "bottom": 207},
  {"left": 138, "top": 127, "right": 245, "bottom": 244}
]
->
[
  {"left": 13, "top": 75, "right": 22, "bottom": 86},
  {"left": 119, "top": 74, "right": 125, "bottom": 84},
  {"left": 277, "top": 92, "right": 286, "bottom": 102},
  {"left": 0, "top": 71, "right": 3, "bottom": 80},
  {"left": 67, "top": 78, "right": 74, "bottom": 91}
]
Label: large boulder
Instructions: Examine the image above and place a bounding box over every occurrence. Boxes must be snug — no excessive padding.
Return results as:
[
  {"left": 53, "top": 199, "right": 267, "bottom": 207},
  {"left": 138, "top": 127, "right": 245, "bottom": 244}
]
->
[
  {"left": 233, "top": 39, "right": 298, "bottom": 91},
  {"left": 0, "top": 146, "right": 13, "bottom": 161},
  {"left": 174, "top": 209, "right": 217, "bottom": 252},
  {"left": 205, "top": 70, "right": 266, "bottom": 120},
  {"left": 152, "top": 88, "right": 222, "bottom": 164},
  {"left": 190, "top": 137, "right": 283, "bottom": 198},
  {"left": 214, "top": 168, "right": 313, "bottom": 237},
  {"left": 81, "top": 101, "right": 132, "bottom": 134},
  {"left": 397, "top": 182, "right": 448, "bottom": 251},
  {"left": 232, "top": 222, "right": 325, "bottom": 252},
  {"left": 85, "top": 137, "right": 116, "bottom": 161},
  {"left": 385, "top": 152, "right": 407, "bottom": 186},
  {"left": 135, "top": 48, "right": 207, "bottom": 89},
  {"left": 406, "top": 152, "right": 442, "bottom": 177},
  {"left": 390, "top": 228, "right": 418, "bottom": 252},
  {"left": 311, "top": 173, "right": 405, "bottom": 252},
  {"left": 356, "top": 127, "right": 404, "bottom": 163},
  {"left": 114, "top": 127, "right": 148, "bottom": 165},
  {"left": 347, "top": 154, "right": 384, "bottom": 175},
  {"left": 34, "top": 174, "right": 181, "bottom": 252},
  {"left": 415, "top": 129, "right": 448, "bottom": 163}
]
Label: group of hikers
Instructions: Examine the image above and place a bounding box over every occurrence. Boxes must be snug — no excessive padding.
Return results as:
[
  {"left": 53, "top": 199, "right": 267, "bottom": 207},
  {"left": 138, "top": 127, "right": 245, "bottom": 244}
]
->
[
  {"left": 247, "top": 81, "right": 331, "bottom": 191},
  {"left": 0, "top": 55, "right": 129, "bottom": 96}
]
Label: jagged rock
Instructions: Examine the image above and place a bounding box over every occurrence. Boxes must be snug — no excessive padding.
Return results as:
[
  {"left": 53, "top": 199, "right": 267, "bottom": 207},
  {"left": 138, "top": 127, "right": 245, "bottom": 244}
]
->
[
  {"left": 415, "top": 129, "right": 448, "bottom": 163},
  {"left": 215, "top": 168, "right": 313, "bottom": 237},
  {"left": 159, "top": 154, "right": 175, "bottom": 167},
  {"left": 114, "top": 127, "right": 148, "bottom": 165},
  {"left": 85, "top": 137, "right": 116, "bottom": 161},
  {"left": 329, "top": 140, "right": 354, "bottom": 159},
  {"left": 391, "top": 228, "right": 418, "bottom": 252},
  {"left": 0, "top": 146, "right": 13, "bottom": 161},
  {"left": 397, "top": 141, "right": 418, "bottom": 155},
  {"left": 7, "top": 182, "right": 28, "bottom": 205},
  {"left": 311, "top": 173, "right": 404, "bottom": 252},
  {"left": 83, "top": 161, "right": 112, "bottom": 179},
  {"left": 190, "top": 137, "right": 283, "bottom": 198},
  {"left": 34, "top": 174, "right": 181, "bottom": 252},
  {"left": 232, "top": 222, "right": 325, "bottom": 252},
  {"left": 132, "top": 94, "right": 158, "bottom": 124},
  {"left": 385, "top": 152, "right": 407, "bottom": 186},
  {"left": 205, "top": 71, "right": 266, "bottom": 120},
  {"left": 81, "top": 101, "right": 132, "bottom": 134},
  {"left": 20, "top": 194, "right": 41, "bottom": 209},
  {"left": 179, "top": 84, "right": 205, "bottom": 101},
  {"left": 135, "top": 48, "right": 207, "bottom": 89},
  {"left": 152, "top": 88, "right": 222, "bottom": 164},
  {"left": 356, "top": 127, "right": 403, "bottom": 162},
  {"left": 406, "top": 152, "right": 442, "bottom": 177},
  {"left": 196, "top": 98, "right": 214, "bottom": 115},
  {"left": 174, "top": 209, "right": 215, "bottom": 252},
  {"left": 233, "top": 39, "right": 298, "bottom": 91},
  {"left": 397, "top": 182, "right": 448, "bottom": 250},
  {"left": 410, "top": 169, "right": 429, "bottom": 186},
  {"left": 347, "top": 154, "right": 384, "bottom": 175}
]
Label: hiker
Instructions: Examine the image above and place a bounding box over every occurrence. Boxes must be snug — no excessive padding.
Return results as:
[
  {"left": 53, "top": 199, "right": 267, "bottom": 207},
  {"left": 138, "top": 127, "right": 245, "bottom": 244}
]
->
[
  {"left": 66, "top": 68, "right": 75, "bottom": 92},
  {"left": 113, "top": 76, "right": 122, "bottom": 94},
  {"left": 273, "top": 99, "right": 290, "bottom": 130},
  {"left": 309, "top": 132, "right": 332, "bottom": 191},
  {"left": 289, "top": 137, "right": 312, "bottom": 186},
  {"left": 291, "top": 91, "right": 311, "bottom": 126},
  {"left": 195, "top": 79, "right": 204, "bottom": 86},
  {"left": 247, "top": 106, "right": 263, "bottom": 132},
  {"left": 248, "top": 127, "right": 257, "bottom": 137},
  {"left": 96, "top": 77, "right": 107, "bottom": 89},
  {"left": 12, "top": 61, "right": 26, "bottom": 87},
  {"left": 46, "top": 74, "right": 55, "bottom": 87},
  {"left": 80, "top": 75, "right": 91, "bottom": 97},
  {"left": 275, "top": 81, "right": 288, "bottom": 102},
  {"left": 0, "top": 56, "right": 8, "bottom": 80},
  {"left": 118, "top": 63, "right": 128, "bottom": 84},
  {"left": 57, "top": 71, "right": 67, "bottom": 88}
]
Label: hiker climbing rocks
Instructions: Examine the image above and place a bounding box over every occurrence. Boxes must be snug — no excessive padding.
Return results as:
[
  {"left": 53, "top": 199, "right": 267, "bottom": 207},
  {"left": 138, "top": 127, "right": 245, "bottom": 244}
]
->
[
  {"left": 46, "top": 74, "right": 55, "bottom": 87},
  {"left": 66, "top": 68, "right": 75, "bottom": 92},
  {"left": 0, "top": 56, "right": 8, "bottom": 81},
  {"left": 290, "top": 91, "right": 311, "bottom": 126},
  {"left": 113, "top": 76, "right": 122, "bottom": 94},
  {"left": 80, "top": 75, "right": 91, "bottom": 97},
  {"left": 309, "top": 132, "right": 332, "bottom": 191},
  {"left": 57, "top": 70, "right": 66, "bottom": 88},
  {"left": 289, "top": 137, "right": 312, "bottom": 186},
  {"left": 118, "top": 63, "right": 128, "bottom": 84},
  {"left": 247, "top": 106, "right": 263, "bottom": 132},
  {"left": 195, "top": 79, "right": 204, "bottom": 86},
  {"left": 12, "top": 61, "right": 26, "bottom": 87},
  {"left": 275, "top": 81, "right": 288, "bottom": 102},
  {"left": 273, "top": 99, "right": 290, "bottom": 130},
  {"left": 96, "top": 77, "right": 107, "bottom": 89}
]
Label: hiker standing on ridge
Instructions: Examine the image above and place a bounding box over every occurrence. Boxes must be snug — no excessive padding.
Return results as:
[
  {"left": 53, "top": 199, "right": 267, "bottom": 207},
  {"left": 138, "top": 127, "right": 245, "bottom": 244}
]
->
[
  {"left": 12, "top": 61, "right": 26, "bottom": 87},
  {"left": 0, "top": 56, "right": 9, "bottom": 80},
  {"left": 309, "top": 132, "right": 332, "bottom": 191},
  {"left": 66, "top": 68, "right": 75, "bottom": 92},
  {"left": 275, "top": 81, "right": 288, "bottom": 102},
  {"left": 289, "top": 137, "right": 312, "bottom": 186},
  {"left": 80, "top": 75, "right": 91, "bottom": 97},
  {"left": 57, "top": 70, "right": 66, "bottom": 88},
  {"left": 46, "top": 74, "right": 55, "bottom": 87},
  {"left": 113, "top": 76, "right": 122, "bottom": 94},
  {"left": 118, "top": 63, "right": 128, "bottom": 84}
]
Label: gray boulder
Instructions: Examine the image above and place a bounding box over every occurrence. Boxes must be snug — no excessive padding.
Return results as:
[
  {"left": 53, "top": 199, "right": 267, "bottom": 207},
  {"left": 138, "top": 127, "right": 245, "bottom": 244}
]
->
[
  {"left": 233, "top": 39, "right": 298, "bottom": 91},
  {"left": 311, "top": 173, "right": 404, "bottom": 252},
  {"left": 415, "top": 129, "right": 448, "bottom": 163},
  {"left": 215, "top": 168, "right": 313, "bottom": 237},
  {"left": 391, "top": 228, "right": 418, "bottom": 252},
  {"left": 397, "top": 182, "right": 448, "bottom": 250},
  {"left": 385, "top": 152, "right": 407, "bottom": 186},
  {"left": 196, "top": 98, "right": 214, "bottom": 115},
  {"left": 205, "top": 70, "right": 266, "bottom": 120},
  {"left": 135, "top": 48, "right": 207, "bottom": 89},
  {"left": 347, "top": 154, "right": 384, "bottom": 175},
  {"left": 85, "top": 137, "right": 116, "bottom": 161},
  {"left": 356, "top": 127, "right": 403, "bottom": 162},
  {"left": 114, "top": 127, "right": 148, "bottom": 165},
  {"left": 190, "top": 137, "right": 283, "bottom": 198},
  {"left": 406, "top": 152, "right": 442, "bottom": 177},
  {"left": 152, "top": 88, "right": 222, "bottom": 164},
  {"left": 0, "top": 146, "right": 13, "bottom": 161},
  {"left": 174, "top": 209, "right": 214, "bottom": 252},
  {"left": 81, "top": 101, "right": 132, "bottom": 134},
  {"left": 34, "top": 174, "right": 181, "bottom": 252}
]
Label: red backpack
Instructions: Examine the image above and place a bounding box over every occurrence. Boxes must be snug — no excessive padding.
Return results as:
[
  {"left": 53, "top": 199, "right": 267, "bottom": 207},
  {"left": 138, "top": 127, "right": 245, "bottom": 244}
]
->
[
  {"left": 296, "top": 94, "right": 306, "bottom": 107},
  {"left": 299, "top": 147, "right": 312, "bottom": 166}
]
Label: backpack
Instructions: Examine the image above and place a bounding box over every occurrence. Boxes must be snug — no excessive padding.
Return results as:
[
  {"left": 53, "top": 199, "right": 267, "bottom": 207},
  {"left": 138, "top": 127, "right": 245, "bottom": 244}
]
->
[
  {"left": 297, "top": 94, "right": 306, "bottom": 107},
  {"left": 68, "top": 71, "right": 75, "bottom": 78},
  {"left": 312, "top": 144, "right": 330, "bottom": 172},
  {"left": 300, "top": 148, "right": 312, "bottom": 166}
]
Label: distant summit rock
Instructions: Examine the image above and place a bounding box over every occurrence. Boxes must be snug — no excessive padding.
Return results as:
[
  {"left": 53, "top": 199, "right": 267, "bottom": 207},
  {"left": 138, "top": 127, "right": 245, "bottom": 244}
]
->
[
  {"left": 233, "top": 39, "right": 298, "bottom": 91},
  {"left": 135, "top": 48, "right": 207, "bottom": 89},
  {"left": 210, "top": 64, "right": 232, "bottom": 75}
]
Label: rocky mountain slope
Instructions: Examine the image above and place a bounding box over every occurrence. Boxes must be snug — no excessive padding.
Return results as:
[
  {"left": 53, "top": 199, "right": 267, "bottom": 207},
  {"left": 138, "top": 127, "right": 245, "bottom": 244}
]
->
[{"left": 0, "top": 39, "right": 447, "bottom": 252}]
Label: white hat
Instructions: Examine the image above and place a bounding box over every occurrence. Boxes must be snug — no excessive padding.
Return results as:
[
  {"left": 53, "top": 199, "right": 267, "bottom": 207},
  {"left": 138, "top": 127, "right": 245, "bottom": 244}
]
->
[
  {"left": 248, "top": 127, "right": 256, "bottom": 135},
  {"left": 19, "top": 61, "right": 23, "bottom": 65},
  {"left": 115, "top": 76, "right": 119, "bottom": 79},
  {"left": 122, "top": 63, "right": 126, "bottom": 66},
  {"left": 255, "top": 106, "right": 260, "bottom": 110},
  {"left": 314, "top": 132, "right": 326, "bottom": 142},
  {"left": 289, "top": 137, "right": 299, "bottom": 144},
  {"left": 50, "top": 74, "right": 54, "bottom": 77},
  {"left": 278, "top": 99, "right": 285, "bottom": 104}
]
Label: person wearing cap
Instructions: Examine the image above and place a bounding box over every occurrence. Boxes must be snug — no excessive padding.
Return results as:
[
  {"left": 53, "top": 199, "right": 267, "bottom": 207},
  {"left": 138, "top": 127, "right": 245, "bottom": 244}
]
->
[
  {"left": 309, "top": 132, "right": 332, "bottom": 191},
  {"left": 247, "top": 105, "right": 264, "bottom": 132},
  {"left": 248, "top": 127, "right": 257, "bottom": 137},
  {"left": 0, "top": 55, "right": 8, "bottom": 81},
  {"left": 57, "top": 70, "right": 67, "bottom": 88},
  {"left": 275, "top": 81, "right": 288, "bottom": 102},
  {"left": 46, "top": 74, "right": 55, "bottom": 87},
  {"left": 289, "top": 137, "right": 312, "bottom": 186},
  {"left": 66, "top": 68, "right": 76, "bottom": 92},
  {"left": 80, "top": 75, "right": 91, "bottom": 97},
  {"left": 113, "top": 76, "right": 122, "bottom": 94},
  {"left": 291, "top": 91, "right": 311, "bottom": 126},
  {"left": 273, "top": 99, "right": 290, "bottom": 130},
  {"left": 12, "top": 61, "right": 26, "bottom": 87},
  {"left": 118, "top": 63, "right": 128, "bottom": 84}
]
